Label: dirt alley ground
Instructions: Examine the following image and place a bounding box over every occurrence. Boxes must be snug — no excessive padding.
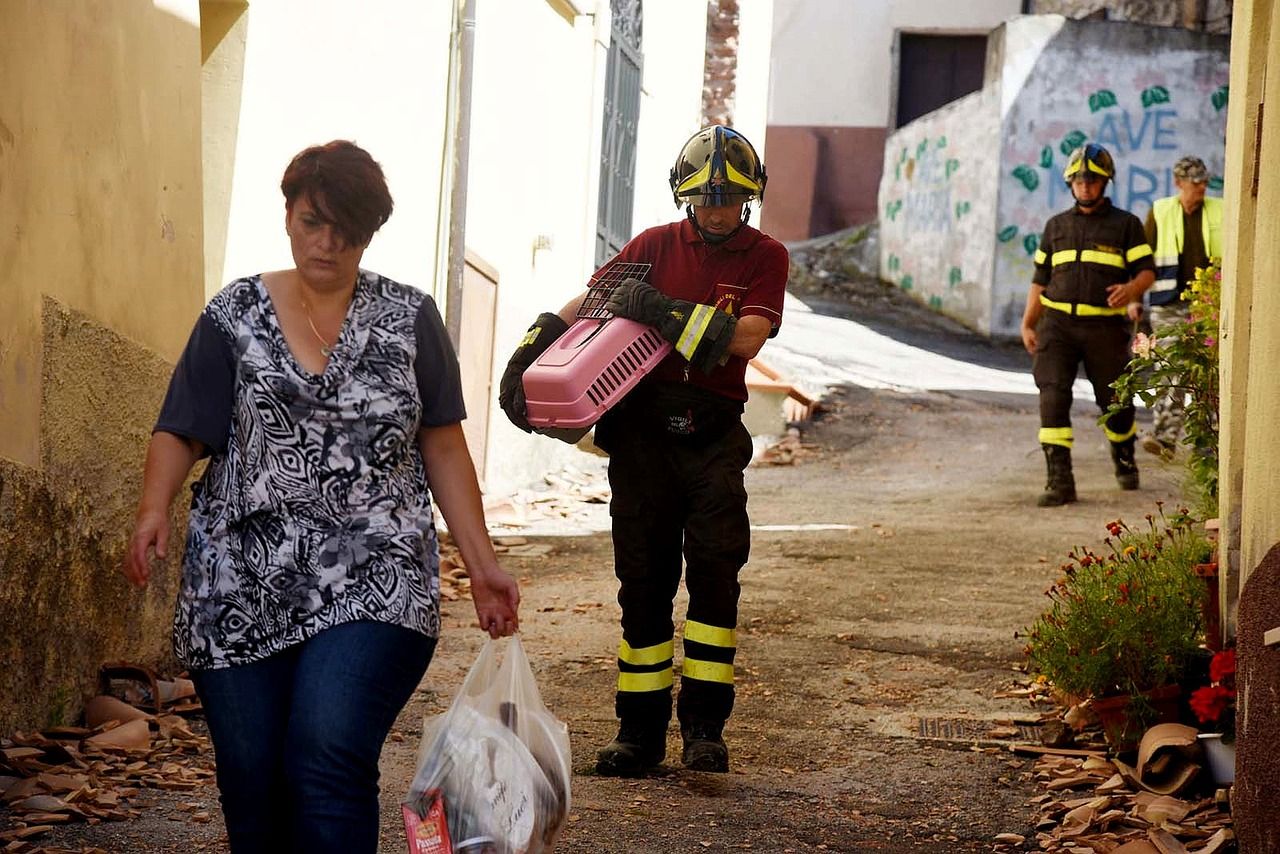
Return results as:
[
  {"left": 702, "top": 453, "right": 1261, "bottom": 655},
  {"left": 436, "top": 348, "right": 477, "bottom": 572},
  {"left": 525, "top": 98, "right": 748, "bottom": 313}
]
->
[{"left": 42, "top": 284, "right": 1188, "bottom": 853}]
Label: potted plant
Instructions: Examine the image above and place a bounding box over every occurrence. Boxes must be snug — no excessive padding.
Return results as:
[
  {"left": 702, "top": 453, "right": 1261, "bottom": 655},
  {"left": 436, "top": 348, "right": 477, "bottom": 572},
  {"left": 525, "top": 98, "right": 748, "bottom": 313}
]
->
[
  {"left": 1190, "top": 647, "right": 1236, "bottom": 784},
  {"left": 1021, "top": 506, "right": 1209, "bottom": 749}
]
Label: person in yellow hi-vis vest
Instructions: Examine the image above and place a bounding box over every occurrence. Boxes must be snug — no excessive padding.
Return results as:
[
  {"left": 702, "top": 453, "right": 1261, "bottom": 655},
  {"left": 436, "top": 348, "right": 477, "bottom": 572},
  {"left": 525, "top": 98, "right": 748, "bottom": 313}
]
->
[
  {"left": 1136, "top": 155, "right": 1223, "bottom": 459},
  {"left": 1020, "top": 143, "right": 1156, "bottom": 507}
]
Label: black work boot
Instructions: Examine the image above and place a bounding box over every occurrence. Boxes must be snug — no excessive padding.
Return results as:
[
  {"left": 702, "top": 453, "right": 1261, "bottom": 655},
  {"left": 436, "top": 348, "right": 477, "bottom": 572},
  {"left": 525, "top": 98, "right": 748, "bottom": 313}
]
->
[
  {"left": 596, "top": 722, "right": 666, "bottom": 777},
  {"left": 680, "top": 721, "right": 729, "bottom": 773},
  {"left": 1111, "top": 438, "right": 1140, "bottom": 490},
  {"left": 1037, "top": 444, "right": 1077, "bottom": 507}
]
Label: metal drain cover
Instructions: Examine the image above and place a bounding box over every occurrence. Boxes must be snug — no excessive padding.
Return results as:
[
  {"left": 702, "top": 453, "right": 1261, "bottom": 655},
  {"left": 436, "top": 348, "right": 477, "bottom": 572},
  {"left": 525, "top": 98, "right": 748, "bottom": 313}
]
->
[{"left": 914, "top": 717, "right": 1039, "bottom": 742}]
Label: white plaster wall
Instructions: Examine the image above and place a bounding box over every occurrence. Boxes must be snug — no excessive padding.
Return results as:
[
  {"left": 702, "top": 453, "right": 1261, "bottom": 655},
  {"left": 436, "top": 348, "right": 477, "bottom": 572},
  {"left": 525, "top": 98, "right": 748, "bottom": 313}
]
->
[
  {"left": 878, "top": 91, "right": 1002, "bottom": 333},
  {"left": 470, "top": 1, "right": 722, "bottom": 494},
  {"left": 733, "top": 0, "right": 774, "bottom": 160},
  {"left": 768, "top": 0, "right": 1021, "bottom": 127},
  {"left": 466, "top": 1, "right": 605, "bottom": 493},
  {"left": 631, "top": 2, "right": 710, "bottom": 235},
  {"left": 217, "top": 1, "right": 452, "bottom": 294},
  {"left": 991, "top": 18, "right": 1230, "bottom": 335},
  {"left": 630, "top": 0, "right": 772, "bottom": 234}
]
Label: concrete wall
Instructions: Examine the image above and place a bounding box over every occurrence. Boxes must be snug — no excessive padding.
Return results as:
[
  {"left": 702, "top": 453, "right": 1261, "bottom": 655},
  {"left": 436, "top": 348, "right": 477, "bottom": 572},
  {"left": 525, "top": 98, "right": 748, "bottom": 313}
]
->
[
  {"left": 0, "top": 1, "right": 205, "bottom": 467},
  {"left": 763, "top": 0, "right": 1021, "bottom": 240},
  {"left": 992, "top": 18, "right": 1230, "bottom": 335},
  {"left": 0, "top": 1, "right": 204, "bottom": 732},
  {"left": 878, "top": 16, "right": 1229, "bottom": 336},
  {"left": 876, "top": 92, "right": 1002, "bottom": 332}
]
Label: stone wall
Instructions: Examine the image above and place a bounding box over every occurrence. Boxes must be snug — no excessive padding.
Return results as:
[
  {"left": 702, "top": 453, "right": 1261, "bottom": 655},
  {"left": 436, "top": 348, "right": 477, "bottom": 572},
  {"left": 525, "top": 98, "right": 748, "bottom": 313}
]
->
[{"left": 0, "top": 299, "right": 185, "bottom": 734}]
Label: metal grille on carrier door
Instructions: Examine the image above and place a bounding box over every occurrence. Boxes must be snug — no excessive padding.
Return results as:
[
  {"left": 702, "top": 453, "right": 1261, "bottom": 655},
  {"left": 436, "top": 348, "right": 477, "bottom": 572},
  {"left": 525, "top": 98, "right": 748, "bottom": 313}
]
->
[{"left": 522, "top": 261, "right": 672, "bottom": 430}]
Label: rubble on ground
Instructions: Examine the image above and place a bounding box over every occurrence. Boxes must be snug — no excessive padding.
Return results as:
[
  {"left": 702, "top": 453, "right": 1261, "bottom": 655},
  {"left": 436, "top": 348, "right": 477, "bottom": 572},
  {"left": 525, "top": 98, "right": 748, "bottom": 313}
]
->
[
  {"left": 0, "top": 674, "right": 215, "bottom": 853},
  {"left": 991, "top": 700, "right": 1236, "bottom": 852},
  {"left": 786, "top": 223, "right": 881, "bottom": 298}
]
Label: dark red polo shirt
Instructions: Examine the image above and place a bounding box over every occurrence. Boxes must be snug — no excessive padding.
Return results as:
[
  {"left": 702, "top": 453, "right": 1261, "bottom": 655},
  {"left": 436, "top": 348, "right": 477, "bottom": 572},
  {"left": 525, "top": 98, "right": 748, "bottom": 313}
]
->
[{"left": 595, "top": 219, "right": 788, "bottom": 401}]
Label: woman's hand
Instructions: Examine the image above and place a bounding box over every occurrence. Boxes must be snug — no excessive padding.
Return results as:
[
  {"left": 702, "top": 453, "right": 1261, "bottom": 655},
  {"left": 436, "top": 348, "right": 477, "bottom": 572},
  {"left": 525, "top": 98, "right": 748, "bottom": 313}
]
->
[
  {"left": 417, "top": 423, "right": 521, "bottom": 638},
  {"left": 124, "top": 508, "right": 170, "bottom": 588},
  {"left": 469, "top": 566, "right": 521, "bottom": 639},
  {"left": 121, "top": 431, "right": 202, "bottom": 589}
]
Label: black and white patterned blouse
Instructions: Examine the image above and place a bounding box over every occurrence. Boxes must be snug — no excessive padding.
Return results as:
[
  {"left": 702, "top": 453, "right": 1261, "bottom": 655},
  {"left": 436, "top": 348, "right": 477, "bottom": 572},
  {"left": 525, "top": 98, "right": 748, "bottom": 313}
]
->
[{"left": 155, "top": 271, "right": 465, "bottom": 670}]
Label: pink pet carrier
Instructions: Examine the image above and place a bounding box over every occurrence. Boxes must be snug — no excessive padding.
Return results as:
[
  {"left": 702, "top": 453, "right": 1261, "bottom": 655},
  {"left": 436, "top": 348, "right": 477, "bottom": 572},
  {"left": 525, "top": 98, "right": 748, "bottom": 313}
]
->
[{"left": 522, "top": 261, "right": 671, "bottom": 437}]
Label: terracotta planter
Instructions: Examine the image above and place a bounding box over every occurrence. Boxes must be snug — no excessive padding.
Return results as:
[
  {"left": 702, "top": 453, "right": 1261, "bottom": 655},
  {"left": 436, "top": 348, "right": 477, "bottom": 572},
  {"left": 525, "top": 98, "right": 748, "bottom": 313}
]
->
[{"left": 1091, "top": 684, "right": 1182, "bottom": 751}]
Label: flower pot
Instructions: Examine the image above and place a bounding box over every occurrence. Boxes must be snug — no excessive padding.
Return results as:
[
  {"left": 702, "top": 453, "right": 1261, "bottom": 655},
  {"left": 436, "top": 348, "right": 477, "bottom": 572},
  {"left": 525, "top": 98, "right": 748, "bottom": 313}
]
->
[
  {"left": 1198, "top": 732, "right": 1235, "bottom": 785},
  {"left": 1091, "top": 684, "right": 1182, "bottom": 752}
]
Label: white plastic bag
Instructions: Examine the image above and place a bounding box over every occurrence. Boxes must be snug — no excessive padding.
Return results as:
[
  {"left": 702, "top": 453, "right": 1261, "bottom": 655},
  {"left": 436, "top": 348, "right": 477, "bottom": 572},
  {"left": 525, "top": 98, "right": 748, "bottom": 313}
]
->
[{"left": 404, "top": 635, "right": 571, "bottom": 854}]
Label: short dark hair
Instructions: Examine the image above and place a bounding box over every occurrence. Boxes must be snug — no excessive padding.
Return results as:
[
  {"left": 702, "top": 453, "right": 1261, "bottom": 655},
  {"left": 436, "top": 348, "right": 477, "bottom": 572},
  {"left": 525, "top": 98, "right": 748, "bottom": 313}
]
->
[{"left": 280, "top": 140, "right": 393, "bottom": 247}]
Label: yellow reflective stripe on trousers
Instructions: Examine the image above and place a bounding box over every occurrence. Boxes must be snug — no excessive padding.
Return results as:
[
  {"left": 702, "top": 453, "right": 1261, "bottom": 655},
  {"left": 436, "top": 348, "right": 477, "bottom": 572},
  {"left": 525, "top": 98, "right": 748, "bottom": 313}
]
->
[
  {"left": 1039, "top": 295, "right": 1127, "bottom": 317},
  {"left": 1051, "top": 250, "right": 1078, "bottom": 266},
  {"left": 1127, "top": 243, "right": 1153, "bottom": 262},
  {"left": 619, "top": 638, "right": 675, "bottom": 666},
  {"left": 1104, "top": 422, "right": 1138, "bottom": 443},
  {"left": 617, "top": 667, "right": 674, "bottom": 693},
  {"left": 675, "top": 304, "right": 715, "bottom": 359},
  {"left": 683, "top": 619, "right": 737, "bottom": 648},
  {"left": 1039, "top": 427, "right": 1073, "bottom": 448},
  {"left": 682, "top": 658, "right": 734, "bottom": 685},
  {"left": 1079, "top": 249, "right": 1125, "bottom": 268}
]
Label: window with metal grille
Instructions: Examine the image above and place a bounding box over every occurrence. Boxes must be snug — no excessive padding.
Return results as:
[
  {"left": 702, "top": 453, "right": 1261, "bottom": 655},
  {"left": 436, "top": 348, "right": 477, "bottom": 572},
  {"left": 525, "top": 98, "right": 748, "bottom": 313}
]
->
[{"left": 595, "top": 0, "right": 643, "bottom": 267}]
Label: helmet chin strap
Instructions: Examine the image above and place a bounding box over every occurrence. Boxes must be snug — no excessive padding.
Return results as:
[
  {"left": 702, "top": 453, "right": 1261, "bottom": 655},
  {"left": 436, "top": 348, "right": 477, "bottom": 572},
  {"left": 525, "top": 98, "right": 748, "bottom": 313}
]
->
[
  {"left": 1072, "top": 180, "right": 1108, "bottom": 211},
  {"left": 687, "top": 203, "right": 751, "bottom": 244}
]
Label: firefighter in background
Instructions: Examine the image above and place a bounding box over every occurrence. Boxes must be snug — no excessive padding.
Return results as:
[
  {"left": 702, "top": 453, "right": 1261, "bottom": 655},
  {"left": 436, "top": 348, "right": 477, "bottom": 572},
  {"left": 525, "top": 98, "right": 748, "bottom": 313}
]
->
[
  {"left": 1135, "top": 155, "right": 1222, "bottom": 459},
  {"left": 498, "top": 126, "right": 788, "bottom": 775},
  {"left": 1019, "top": 143, "right": 1156, "bottom": 507}
]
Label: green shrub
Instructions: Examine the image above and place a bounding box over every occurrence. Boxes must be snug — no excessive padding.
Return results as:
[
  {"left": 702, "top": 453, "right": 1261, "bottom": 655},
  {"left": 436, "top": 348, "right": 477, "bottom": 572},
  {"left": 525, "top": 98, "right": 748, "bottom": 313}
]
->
[
  {"left": 1107, "top": 261, "right": 1221, "bottom": 514},
  {"left": 1022, "top": 506, "right": 1209, "bottom": 701}
]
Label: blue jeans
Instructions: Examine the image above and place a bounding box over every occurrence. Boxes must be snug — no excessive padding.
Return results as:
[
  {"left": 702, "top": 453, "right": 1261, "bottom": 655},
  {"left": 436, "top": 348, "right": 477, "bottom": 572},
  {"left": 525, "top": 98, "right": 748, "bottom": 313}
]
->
[{"left": 191, "top": 620, "right": 436, "bottom": 854}]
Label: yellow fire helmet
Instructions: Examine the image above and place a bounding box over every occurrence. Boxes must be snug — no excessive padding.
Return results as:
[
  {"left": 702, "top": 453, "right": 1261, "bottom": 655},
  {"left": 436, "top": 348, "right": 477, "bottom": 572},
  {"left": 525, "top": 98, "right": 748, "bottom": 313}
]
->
[
  {"left": 1062, "top": 142, "right": 1116, "bottom": 185},
  {"left": 669, "top": 125, "right": 767, "bottom": 208}
]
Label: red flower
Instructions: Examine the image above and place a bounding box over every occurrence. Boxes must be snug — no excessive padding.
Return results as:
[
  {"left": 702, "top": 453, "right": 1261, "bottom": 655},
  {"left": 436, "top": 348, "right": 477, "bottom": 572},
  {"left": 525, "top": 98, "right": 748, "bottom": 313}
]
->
[
  {"left": 1209, "top": 649, "right": 1236, "bottom": 683},
  {"left": 1189, "top": 684, "right": 1235, "bottom": 724}
]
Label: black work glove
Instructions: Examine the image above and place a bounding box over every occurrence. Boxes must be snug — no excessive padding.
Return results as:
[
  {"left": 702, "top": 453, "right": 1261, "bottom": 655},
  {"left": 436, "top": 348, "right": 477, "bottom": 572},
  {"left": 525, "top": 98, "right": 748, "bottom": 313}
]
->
[
  {"left": 604, "top": 278, "right": 674, "bottom": 326},
  {"left": 499, "top": 312, "right": 569, "bottom": 432},
  {"left": 605, "top": 277, "right": 737, "bottom": 374}
]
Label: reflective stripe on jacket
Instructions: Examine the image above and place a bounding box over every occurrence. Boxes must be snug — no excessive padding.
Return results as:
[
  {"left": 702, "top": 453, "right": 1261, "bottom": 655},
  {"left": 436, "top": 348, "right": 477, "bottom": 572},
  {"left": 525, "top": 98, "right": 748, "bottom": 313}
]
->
[{"left": 1151, "top": 195, "right": 1223, "bottom": 299}]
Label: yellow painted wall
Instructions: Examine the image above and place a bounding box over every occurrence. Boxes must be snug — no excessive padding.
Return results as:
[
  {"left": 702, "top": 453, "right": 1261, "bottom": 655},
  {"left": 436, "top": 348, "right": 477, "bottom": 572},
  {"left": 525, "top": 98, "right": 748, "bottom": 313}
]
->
[
  {"left": 0, "top": 1, "right": 204, "bottom": 730},
  {"left": 1218, "top": 0, "right": 1270, "bottom": 629},
  {"left": 1223, "top": 0, "right": 1280, "bottom": 603}
]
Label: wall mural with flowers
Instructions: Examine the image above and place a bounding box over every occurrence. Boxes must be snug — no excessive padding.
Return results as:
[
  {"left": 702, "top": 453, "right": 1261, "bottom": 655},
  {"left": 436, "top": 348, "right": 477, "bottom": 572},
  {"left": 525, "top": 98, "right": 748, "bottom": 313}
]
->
[{"left": 878, "top": 17, "right": 1229, "bottom": 337}]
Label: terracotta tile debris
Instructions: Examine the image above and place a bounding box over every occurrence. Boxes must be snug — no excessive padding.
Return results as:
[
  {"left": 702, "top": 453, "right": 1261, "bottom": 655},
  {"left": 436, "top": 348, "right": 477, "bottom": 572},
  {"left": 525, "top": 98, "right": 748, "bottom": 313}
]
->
[
  {"left": 481, "top": 463, "right": 612, "bottom": 534},
  {"left": 756, "top": 427, "right": 815, "bottom": 466},
  {"left": 0, "top": 684, "right": 215, "bottom": 851},
  {"left": 994, "top": 721, "right": 1234, "bottom": 852}
]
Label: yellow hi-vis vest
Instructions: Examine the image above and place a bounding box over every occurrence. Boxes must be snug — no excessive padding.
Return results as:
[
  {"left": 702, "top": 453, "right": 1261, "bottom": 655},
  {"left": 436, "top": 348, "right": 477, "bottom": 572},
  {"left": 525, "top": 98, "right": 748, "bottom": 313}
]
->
[{"left": 1150, "top": 195, "right": 1223, "bottom": 302}]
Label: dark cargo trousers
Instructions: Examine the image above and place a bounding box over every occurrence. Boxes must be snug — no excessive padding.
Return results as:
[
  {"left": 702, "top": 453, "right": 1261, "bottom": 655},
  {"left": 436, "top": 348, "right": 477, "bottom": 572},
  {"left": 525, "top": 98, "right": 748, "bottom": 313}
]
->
[
  {"left": 600, "top": 416, "right": 754, "bottom": 733},
  {"left": 1033, "top": 309, "right": 1136, "bottom": 446}
]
